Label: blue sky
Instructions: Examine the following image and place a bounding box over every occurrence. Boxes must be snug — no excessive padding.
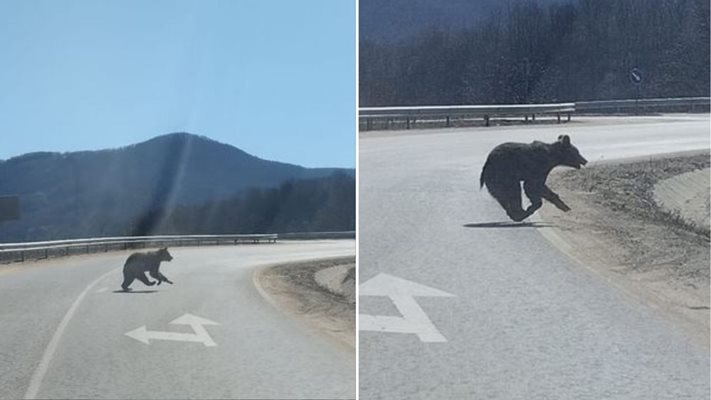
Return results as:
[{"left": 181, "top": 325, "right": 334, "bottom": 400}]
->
[{"left": 0, "top": 0, "right": 355, "bottom": 168}]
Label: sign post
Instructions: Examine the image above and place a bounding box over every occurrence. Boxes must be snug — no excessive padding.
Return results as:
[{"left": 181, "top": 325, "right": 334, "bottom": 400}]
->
[{"left": 630, "top": 68, "right": 642, "bottom": 114}]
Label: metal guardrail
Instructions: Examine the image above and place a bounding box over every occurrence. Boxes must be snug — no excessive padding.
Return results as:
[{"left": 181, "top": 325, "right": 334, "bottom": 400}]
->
[
  {"left": 359, "top": 102, "right": 575, "bottom": 130},
  {"left": 0, "top": 234, "right": 277, "bottom": 264},
  {"left": 0, "top": 231, "right": 356, "bottom": 264},
  {"left": 575, "top": 97, "right": 710, "bottom": 114},
  {"left": 277, "top": 231, "right": 355, "bottom": 240},
  {"left": 359, "top": 97, "right": 710, "bottom": 131}
]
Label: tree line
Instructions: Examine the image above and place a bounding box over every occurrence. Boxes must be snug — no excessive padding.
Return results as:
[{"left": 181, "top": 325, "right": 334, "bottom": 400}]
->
[
  {"left": 360, "top": 0, "right": 709, "bottom": 106},
  {"left": 129, "top": 172, "right": 355, "bottom": 236},
  {"left": 1, "top": 173, "right": 355, "bottom": 242}
]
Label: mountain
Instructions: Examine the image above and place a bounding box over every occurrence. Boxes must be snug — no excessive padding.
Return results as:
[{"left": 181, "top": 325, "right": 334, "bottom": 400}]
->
[{"left": 0, "top": 133, "right": 353, "bottom": 242}]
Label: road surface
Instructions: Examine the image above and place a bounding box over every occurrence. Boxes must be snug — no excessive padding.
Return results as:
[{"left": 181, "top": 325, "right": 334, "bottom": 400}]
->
[
  {"left": 0, "top": 240, "right": 355, "bottom": 399},
  {"left": 359, "top": 115, "right": 710, "bottom": 399}
]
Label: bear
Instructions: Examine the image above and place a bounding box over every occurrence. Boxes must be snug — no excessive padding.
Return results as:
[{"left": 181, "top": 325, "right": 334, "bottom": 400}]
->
[
  {"left": 479, "top": 134, "right": 587, "bottom": 222},
  {"left": 121, "top": 247, "right": 174, "bottom": 291}
]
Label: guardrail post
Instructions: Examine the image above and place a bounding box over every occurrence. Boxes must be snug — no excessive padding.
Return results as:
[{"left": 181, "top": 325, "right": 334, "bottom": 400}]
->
[
  {"left": 484, "top": 115, "right": 490, "bottom": 127},
  {"left": 567, "top": 112, "right": 571, "bottom": 122},
  {"left": 445, "top": 115, "right": 450, "bottom": 127},
  {"left": 557, "top": 113, "right": 561, "bottom": 123},
  {"left": 532, "top": 114, "right": 536, "bottom": 121},
  {"left": 406, "top": 117, "right": 410, "bottom": 129}
]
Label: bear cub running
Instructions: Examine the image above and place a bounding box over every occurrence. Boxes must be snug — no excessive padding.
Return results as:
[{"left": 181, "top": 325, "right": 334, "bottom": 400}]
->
[
  {"left": 121, "top": 247, "right": 174, "bottom": 291},
  {"left": 480, "top": 134, "right": 587, "bottom": 222}
]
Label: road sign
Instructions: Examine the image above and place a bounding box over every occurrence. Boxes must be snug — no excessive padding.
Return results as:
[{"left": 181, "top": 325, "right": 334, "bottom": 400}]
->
[
  {"left": 0, "top": 196, "right": 20, "bottom": 222},
  {"left": 630, "top": 68, "right": 642, "bottom": 84},
  {"left": 125, "top": 313, "right": 220, "bottom": 346},
  {"left": 359, "top": 273, "right": 455, "bottom": 343}
]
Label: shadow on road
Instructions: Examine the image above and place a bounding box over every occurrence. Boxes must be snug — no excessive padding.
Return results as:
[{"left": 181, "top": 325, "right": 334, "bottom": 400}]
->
[
  {"left": 463, "top": 221, "right": 552, "bottom": 228},
  {"left": 112, "top": 290, "right": 159, "bottom": 294}
]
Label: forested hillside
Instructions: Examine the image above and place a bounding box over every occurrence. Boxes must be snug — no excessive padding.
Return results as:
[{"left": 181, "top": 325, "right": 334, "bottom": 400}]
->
[
  {"left": 131, "top": 173, "right": 355, "bottom": 235},
  {"left": 0, "top": 133, "right": 354, "bottom": 242},
  {"left": 360, "top": 0, "right": 709, "bottom": 106}
]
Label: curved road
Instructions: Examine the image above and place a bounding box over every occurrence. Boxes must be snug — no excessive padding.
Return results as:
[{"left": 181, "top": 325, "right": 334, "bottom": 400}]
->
[
  {"left": 0, "top": 240, "right": 355, "bottom": 399},
  {"left": 359, "top": 115, "right": 710, "bottom": 399}
]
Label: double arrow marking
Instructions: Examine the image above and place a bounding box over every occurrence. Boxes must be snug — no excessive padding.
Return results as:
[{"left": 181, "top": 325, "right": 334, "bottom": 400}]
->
[
  {"left": 125, "top": 313, "right": 220, "bottom": 347},
  {"left": 359, "top": 273, "right": 455, "bottom": 343}
]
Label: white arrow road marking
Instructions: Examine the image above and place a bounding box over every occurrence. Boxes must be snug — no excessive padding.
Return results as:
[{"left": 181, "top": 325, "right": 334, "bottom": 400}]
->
[
  {"left": 125, "top": 313, "right": 220, "bottom": 347},
  {"left": 359, "top": 273, "right": 455, "bottom": 343}
]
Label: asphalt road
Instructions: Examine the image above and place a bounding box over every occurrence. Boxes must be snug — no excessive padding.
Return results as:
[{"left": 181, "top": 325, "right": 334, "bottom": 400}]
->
[
  {"left": 359, "top": 115, "right": 710, "bottom": 399},
  {"left": 0, "top": 240, "right": 355, "bottom": 399}
]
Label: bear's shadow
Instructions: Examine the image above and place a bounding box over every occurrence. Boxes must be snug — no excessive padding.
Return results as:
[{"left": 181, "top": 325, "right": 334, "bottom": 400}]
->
[
  {"left": 463, "top": 221, "right": 552, "bottom": 228},
  {"left": 112, "top": 290, "right": 159, "bottom": 294}
]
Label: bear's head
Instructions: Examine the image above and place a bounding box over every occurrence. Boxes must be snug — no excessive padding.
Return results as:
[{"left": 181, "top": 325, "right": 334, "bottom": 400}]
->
[
  {"left": 158, "top": 247, "right": 173, "bottom": 262},
  {"left": 554, "top": 134, "right": 587, "bottom": 169}
]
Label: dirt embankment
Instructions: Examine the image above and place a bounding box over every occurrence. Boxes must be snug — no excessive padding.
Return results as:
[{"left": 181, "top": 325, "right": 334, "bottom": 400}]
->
[
  {"left": 254, "top": 257, "right": 355, "bottom": 349},
  {"left": 538, "top": 151, "right": 710, "bottom": 346}
]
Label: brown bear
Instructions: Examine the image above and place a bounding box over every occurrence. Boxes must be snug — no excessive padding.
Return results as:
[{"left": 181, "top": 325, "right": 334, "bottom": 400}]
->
[
  {"left": 480, "top": 134, "right": 587, "bottom": 222},
  {"left": 121, "top": 247, "right": 174, "bottom": 291}
]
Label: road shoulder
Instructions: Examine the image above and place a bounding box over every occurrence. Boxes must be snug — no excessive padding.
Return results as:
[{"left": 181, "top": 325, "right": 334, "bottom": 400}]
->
[
  {"left": 537, "top": 151, "right": 710, "bottom": 347},
  {"left": 253, "top": 257, "right": 355, "bottom": 350}
]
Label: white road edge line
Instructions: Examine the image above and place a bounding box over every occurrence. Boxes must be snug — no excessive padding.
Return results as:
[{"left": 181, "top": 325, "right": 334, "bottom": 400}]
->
[{"left": 24, "top": 267, "right": 119, "bottom": 399}]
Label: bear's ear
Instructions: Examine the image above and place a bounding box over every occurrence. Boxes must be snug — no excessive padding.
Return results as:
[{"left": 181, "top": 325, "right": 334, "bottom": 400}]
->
[{"left": 557, "top": 134, "right": 571, "bottom": 145}]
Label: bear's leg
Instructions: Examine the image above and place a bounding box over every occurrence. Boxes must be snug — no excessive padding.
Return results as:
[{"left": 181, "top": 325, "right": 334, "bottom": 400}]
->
[
  {"left": 136, "top": 272, "right": 156, "bottom": 287},
  {"left": 152, "top": 270, "right": 173, "bottom": 284},
  {"left": 121, "top": 272, "right": 134, "bottom": 291},
  {"left": 498, "top": 184, "right": 528, "bottom": 222},
  {"left": 506, "top": 208, "right": 528, "bottom": 222},
  {"left": 542, "top": 184, "right": 570, "bottom": 212},
  {"left": 149, "top": 269, "right": 170, "bottom": 285},
  {"left": 523, "top": 181, "right": 544, "bottom": 217},
  {"left": 486, "top": 180, "right": 529, "bottom": 222},
  {"left": 160, "top": 272, "right": 173, "bottom": 284}
]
